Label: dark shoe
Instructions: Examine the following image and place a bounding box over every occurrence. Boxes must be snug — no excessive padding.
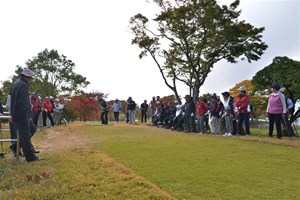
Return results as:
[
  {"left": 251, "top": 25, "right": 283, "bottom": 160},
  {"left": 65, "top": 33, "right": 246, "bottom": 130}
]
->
[
  {"left": 33, "top": 149, "right": 40, "bottom": 154},
  {"left": 28, "top": 157, "right": 45, "bottom": 162},
  {"left": 10, "top": 144, "right": 16, "bottom": 155},
  {"left": 10, "top": 145, "right": 23, "bottom": 157}
]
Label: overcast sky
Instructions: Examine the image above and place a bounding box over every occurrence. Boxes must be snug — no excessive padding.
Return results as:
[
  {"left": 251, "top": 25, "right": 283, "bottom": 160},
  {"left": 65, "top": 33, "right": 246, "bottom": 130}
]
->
[{"left": 0, "top": 0, "right": 299, "bottom": 104}]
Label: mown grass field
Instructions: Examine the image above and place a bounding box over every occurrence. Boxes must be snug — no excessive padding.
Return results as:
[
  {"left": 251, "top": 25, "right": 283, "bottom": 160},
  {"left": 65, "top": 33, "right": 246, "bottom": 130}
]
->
[{"left": 1, "top": 122, "right": 299, "bottom": 199}]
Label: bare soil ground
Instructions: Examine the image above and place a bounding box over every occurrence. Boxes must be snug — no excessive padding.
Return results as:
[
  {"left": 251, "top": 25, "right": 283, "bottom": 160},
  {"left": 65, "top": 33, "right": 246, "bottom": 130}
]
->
[{"left": 38, "top": 123, "right": 91, "bottom": 152}]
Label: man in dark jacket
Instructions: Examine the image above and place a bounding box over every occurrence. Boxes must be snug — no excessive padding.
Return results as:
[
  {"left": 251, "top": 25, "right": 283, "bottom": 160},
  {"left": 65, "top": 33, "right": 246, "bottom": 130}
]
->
[
  {"left": 140, "top": 100, "right": 148, "bottom": 123},
  {"left": 127, "top": 97, "right": 136, "bottom": 124},
  {"left": 183, "top": 95, "right": 196, "bottom": 133},
  {"left": 10, "top": 68, "right": 44, "bottom": 162},
  {"left": 99, "top": 97, "right": 109, "bottom": 124}
]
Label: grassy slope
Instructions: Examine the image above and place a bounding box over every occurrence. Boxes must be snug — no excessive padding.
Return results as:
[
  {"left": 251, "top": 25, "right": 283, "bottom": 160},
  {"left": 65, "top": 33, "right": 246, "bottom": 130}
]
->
[
  {"left": 0, "top": 124, "right": 174, "bottom": 199},
  {"left": 84, "top": 122, "right": 300, "bottom": 200},
  {"left": 1, "top": 122, "right": 299, "bottom": 199}
]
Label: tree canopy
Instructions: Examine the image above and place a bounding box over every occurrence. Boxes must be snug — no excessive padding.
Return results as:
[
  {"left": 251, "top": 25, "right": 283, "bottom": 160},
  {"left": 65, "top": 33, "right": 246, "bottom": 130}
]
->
[
  {"left": 0, "top": 49, "right": 90, "bottom": 99},
  {"left": 26, "top": 49, "right": 90, "bottom": 97},
  {"left": 130, "top": 0, "right": 268, "bottom": 102},
  {"left": 252, "top": 56, "right": 300, "bottom": 102}
]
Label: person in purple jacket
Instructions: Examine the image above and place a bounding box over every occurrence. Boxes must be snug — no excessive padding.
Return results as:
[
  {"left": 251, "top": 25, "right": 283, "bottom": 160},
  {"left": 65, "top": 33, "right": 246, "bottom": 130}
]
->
[{"left": 266, "top": 83, "right": 287, "bottom": 139}]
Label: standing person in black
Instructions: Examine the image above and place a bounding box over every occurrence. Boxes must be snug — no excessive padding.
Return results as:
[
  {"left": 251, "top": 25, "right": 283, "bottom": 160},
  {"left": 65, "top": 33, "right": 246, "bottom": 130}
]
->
[
  {"left": 127, "top": 97, "right": 136, "bottom": 124},
  {"left": 10, "top": 68, "right": 44, "bottom": 162},
  {"left": 99, "top": 97, "right": 109, "bottom": 124},
  {"left": 140, "top": 100, "right": 149, "bottom": 123},
  {"left": 183, "top": 95, "right": 196, "bottom": 133}
]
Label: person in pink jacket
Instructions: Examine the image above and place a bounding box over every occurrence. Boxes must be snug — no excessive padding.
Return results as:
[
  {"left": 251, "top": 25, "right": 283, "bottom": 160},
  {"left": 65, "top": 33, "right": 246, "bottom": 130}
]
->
[
  {"left": 266, "top": 83, "right": 287, "bottom": 139},
  {"left": 235, "top": 86, "right": 251, "bottom": 136}
]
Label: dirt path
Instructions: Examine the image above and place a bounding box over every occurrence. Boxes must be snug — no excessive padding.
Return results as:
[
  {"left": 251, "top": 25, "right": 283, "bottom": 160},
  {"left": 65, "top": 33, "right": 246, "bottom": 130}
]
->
[{"left": 38, "top": 123, "right": 92, "bottom": 152}]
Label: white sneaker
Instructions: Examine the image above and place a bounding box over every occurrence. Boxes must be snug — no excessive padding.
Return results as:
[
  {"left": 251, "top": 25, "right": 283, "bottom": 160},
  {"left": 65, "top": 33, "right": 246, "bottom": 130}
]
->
[
  {"left": 227, "top": 133, "right": 232, "bottom": 136},
  {"left": 223, "top": 133, "right": 228, "bottom": 136}
]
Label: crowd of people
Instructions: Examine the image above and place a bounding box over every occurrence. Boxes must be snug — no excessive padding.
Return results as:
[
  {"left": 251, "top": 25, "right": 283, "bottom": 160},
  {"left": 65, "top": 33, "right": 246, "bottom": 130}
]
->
[
  {"left": 102, "top": 84, "right": 295, "bottom": 140},
  {"left": 145, "top": 90, "right": 251, "bottom": 136},
  {"left": 31, "top": 94, "right": 63, "bottom": 128},
  {"left": 98, "top": 96, "right": 137, "bottom": 125}
]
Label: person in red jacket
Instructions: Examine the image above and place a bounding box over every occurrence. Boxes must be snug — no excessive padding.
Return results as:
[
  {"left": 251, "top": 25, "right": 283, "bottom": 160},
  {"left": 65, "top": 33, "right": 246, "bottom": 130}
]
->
[
  {"left": 42, "top": 96, "right": 55, "bottom": 127},
  {"left": 196, "top": 97, "right": 210, "bottom": 134},
  {"left": 235, "top": 86, "right": 251, "bottom": 136},
  {"left": 31, "top": 92, "right": 41, "bottom": 127}
]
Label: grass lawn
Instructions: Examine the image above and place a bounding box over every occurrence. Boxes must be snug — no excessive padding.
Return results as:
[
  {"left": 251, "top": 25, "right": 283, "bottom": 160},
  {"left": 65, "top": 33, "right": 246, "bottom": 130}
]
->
[{"left": 1, "top": 122, "right": 299, "bottom": 199}]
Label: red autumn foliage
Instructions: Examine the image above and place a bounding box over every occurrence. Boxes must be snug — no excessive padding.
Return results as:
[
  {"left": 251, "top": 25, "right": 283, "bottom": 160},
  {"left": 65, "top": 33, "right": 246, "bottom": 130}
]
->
[{"left": 70, "top": 93, "right": 101, "bottom": 121}]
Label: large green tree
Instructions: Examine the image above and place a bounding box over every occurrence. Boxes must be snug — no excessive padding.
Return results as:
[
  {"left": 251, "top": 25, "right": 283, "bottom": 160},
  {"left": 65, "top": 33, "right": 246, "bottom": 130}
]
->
[
  {"left": 130, "top": 0, "right": 267, "bottom": 103},
  {"left": 26, "top": 49, "right": 90, "bottom": 97},
  {"left": 252, "top": 56, "right": 300, "bottom": 122},
  {"left": 1, "top": 49, "right": 90, "bottom": 99}
]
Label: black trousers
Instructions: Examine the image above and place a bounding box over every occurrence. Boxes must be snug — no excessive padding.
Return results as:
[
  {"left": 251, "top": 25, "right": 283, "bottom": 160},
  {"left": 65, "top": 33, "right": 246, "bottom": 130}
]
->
[
  {"left": 113, "top": 112, "right": 119, "bottom": 122},
  {"left": 43, "top": 111, "right": 54, "bottom": 127},
  {"left": 32, "top": 111, "right": 41, "bottom": 127},
  {"left": 10, "top": 118, "right": 37, "bottom": 150},
  {"left": 185, "top": 115, "right": 195, "bottom": 132},
  {"left": 14, "top": 118, "right": 38, "bottom": 161},
  {"left": 282, "top": 116, "right": 295, "bottom": 137},
  {"left": 101, "top": 111, "right": 108, "bottom": 124},
  {"left": 269, "top": 113, "right": 282, "bottom": 138},
  {"left": 9, "top": 121, "right": 18, "bottom": 144},
  {"left": 141, "top": 111, "right": 147, "bottom": 123}
]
